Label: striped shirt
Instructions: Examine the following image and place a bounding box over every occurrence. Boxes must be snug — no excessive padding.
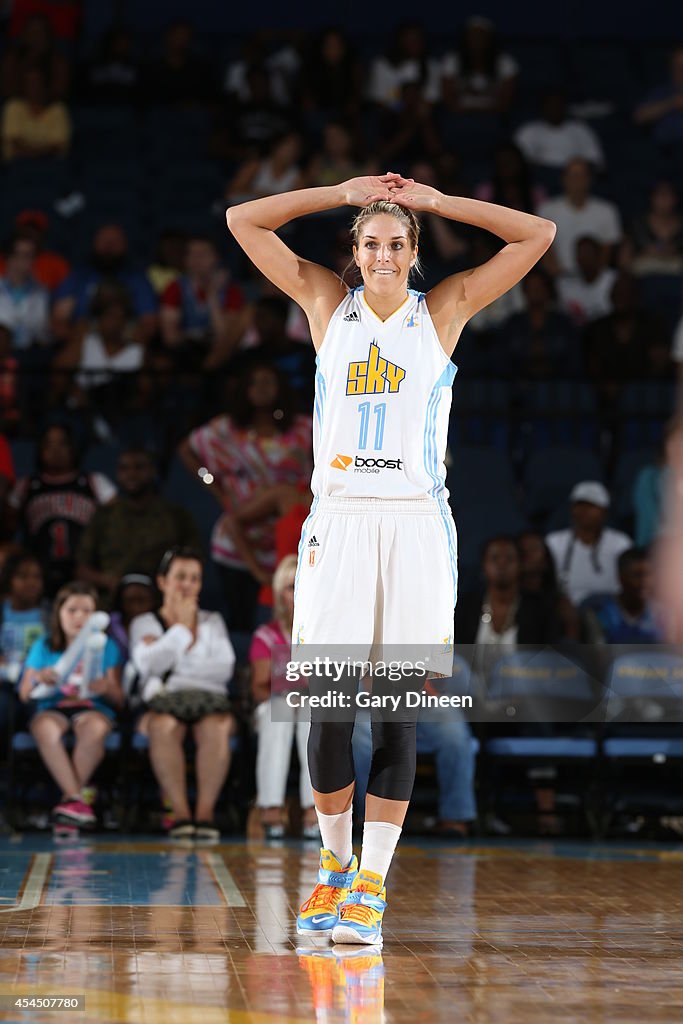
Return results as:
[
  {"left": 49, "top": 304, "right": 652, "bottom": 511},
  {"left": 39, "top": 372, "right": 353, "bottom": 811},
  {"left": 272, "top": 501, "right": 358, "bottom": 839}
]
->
[{"left": 188, "top": 413, "right": 313, "bottom": 570}]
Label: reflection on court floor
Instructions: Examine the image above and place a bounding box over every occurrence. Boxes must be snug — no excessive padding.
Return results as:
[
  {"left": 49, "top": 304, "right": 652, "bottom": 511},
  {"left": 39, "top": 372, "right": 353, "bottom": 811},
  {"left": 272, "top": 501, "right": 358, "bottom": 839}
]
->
[{"left": 1, "top": 835, "right": 683, "bottom": 1023}]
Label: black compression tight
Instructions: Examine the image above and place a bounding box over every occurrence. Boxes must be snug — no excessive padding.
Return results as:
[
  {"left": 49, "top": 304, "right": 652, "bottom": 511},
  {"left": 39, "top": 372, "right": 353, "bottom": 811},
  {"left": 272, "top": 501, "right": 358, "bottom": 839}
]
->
[{"left": 307, "top": 687, "right": 421, "bottom": 801}]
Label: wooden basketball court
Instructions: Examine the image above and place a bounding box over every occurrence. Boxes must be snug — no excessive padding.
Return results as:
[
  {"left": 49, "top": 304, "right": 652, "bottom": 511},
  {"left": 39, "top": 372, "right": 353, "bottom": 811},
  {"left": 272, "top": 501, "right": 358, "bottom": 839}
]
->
[{"left": 0, "top": 834, "right": 681, "bottom": 1023}]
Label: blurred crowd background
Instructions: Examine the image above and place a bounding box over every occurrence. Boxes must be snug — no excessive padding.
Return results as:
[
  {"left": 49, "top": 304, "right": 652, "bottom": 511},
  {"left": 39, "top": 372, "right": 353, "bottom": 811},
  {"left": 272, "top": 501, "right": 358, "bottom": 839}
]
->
[{"left": 1, "top": 2, "right": 682, "bottom": 843}]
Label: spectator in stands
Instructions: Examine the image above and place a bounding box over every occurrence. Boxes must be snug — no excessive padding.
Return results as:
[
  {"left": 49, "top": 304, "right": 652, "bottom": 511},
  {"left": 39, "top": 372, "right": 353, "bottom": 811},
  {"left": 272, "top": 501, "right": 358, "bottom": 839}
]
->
[
  {"left": 583, "top": 547, "right": 661, "bottom": 644},
  {"left": 352, "top": 666, "right": 478, "bottom": 836},
  {"left": 514, "top": 90, "right": 605, "bottom": 173},
  {"left": 17, "top": 580, "right": 124, "bottom": 831},
  {"left": 77, "top": 26, "right": 139, "bottom": 106},
  {"left": 222, "top": 29, "right": 300, "bottom": 109},
  {"left": 500, "top": 267, "right": 580, "bottom": 378},
  {"left": 0, "top": 12, "right": 70, "bottom": 101},
  {"left": 0, "top": 550, "right": 47, "bottom": 685},
  {"left": 298, "top": 27, "right": 364, "bottom": 131},
  {"left": 178, "top": 362, "right": 312, "bottom": 632},
  {"left": 215, "top": 63, "right": 296, "bottom": 165},
  {"left": 634, "top": 44, "right": 683, "bottom": 148},
  {"left": 226, "top": 131, "right": 307, "bottom": 205},
  {"left": 621, "top": 180, "right": 683, "bottom": 277},
  {"left": 129, "top": 547, "right": 237, "bottom": 841},
  {"left": 546, "top": 481, "right": 632, "bottom": 605},
  {"left": 367, "top": 20, "right": 442, "bottom": 109},
  {"left": 376, "top": 80, "right": 443, "bottom": 170},
  {"left": 307, "top": 120, "right": 376, "bottom": 189},
  {"left": 51, "top": 224, "right": 158, "bottom": 344},
  {"left": 0, "top": 549, "right": 46, "bottom": 751},
  {"left": 227, "top": 295, "right": 316, "bottom": 409},
  {"left": 76, "top": 448, "right": 201, "bottom": 604},
  {"left": 140, "top": 19, "right": 217, "bottom": 108},
  {"left": 584, "top": 273, "right": 672, "bottom": 412},
  {"left": 473, "top": 140, "right": 546, "bottom": 213},
  {"left": 516, "top": 529, "right": 580, "bottom": 640},
  {"left": 249, "top": 554, "right": 318, "bottom": 839},
  {"left": 557, "top": 235, "right": 618, "bottom": 326},
  {"left": 1, "top": 65, "right": 71, "bottom": 161},
  {"left": 108, "top": 572, "right": 157, "bottom": 662},
  {"left": 0, "top": 323, "right": 19, "bottom": 430},
  {"left": 455, "top": 535, "right": 563, "bottom": 835},
  {"left": 632, "top": 418, "right": 678, "bottom": 547},
  {"left": 456, "top": 535, "right": 563, "bottom": 669},
  {"left": 51, "top": 294, "right": 145, "bottom": 433},
  {"left": 537, "top": 158, "right": 622, "bottom": 276},
  {"left": 6, "top": 422, "right": 116, "bottom": 597},
  {"left": 0, "top": 235, "right": 49, "bottom": 351},
  {"left": 158, "top": 234, "right": 245, "bottom": 372},
  {"left": 440, "top": 15, "right": 518, "bottom": 114},
  {"left": 146, "top": 229, "right": 186, "bottom": 296},
  {"left": 0, "top": 209, "right": 70, "bottom": 291}
]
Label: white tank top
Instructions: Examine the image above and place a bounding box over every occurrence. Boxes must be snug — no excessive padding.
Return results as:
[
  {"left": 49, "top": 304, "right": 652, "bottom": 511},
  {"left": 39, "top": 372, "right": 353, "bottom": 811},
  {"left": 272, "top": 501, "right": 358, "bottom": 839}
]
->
[{"left": 311, "top": 287, "right": 457, "bottom": 500}]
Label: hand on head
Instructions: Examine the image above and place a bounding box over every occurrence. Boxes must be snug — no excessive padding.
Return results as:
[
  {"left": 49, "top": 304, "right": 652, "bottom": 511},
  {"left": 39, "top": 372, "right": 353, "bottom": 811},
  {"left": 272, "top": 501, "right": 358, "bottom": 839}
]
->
[{"left": 344, "top": 172, "right": 439, "bottom": 212}]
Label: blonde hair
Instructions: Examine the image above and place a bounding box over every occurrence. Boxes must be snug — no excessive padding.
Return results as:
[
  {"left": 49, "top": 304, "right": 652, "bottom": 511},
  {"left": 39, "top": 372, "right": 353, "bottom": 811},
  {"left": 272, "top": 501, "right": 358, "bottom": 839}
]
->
[
  {"left": 347, "top": 201, "right": 423, "bottom": 281},
  {"left": 272, "top": 554, "right": 298, "bottom": 623}
]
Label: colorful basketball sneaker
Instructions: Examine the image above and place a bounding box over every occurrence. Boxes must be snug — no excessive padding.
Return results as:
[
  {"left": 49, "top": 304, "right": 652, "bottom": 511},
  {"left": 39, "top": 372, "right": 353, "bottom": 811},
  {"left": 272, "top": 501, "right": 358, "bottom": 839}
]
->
[
  {"left": 297, "top": 849, "right": 359, "bottom": 937},
  {"left": 332, "top": 869, "right": 387, "bottom": 947}
]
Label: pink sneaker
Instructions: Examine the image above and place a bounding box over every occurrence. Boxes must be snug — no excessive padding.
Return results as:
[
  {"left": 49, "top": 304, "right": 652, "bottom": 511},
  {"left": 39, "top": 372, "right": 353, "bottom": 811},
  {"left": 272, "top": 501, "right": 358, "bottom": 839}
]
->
[{"left": 53, "top": 799, "right": 96, "bottom": 826}]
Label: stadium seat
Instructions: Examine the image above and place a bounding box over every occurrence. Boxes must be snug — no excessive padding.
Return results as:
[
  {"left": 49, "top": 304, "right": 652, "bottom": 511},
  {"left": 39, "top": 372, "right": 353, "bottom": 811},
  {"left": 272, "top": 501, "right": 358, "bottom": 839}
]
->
[
  {"left": 598, "top": 651, "right": 683, "bottom": 832},
  {"left": 479, "top": 649, "right": 600, "bottom": 835}
]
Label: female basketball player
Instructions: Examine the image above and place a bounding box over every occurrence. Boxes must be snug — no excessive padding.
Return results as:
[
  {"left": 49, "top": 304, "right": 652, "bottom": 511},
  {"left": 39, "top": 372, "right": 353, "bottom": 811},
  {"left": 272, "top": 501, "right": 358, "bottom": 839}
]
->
[{"left": 227, "top": 172, "right": 555, "bottom": 946}]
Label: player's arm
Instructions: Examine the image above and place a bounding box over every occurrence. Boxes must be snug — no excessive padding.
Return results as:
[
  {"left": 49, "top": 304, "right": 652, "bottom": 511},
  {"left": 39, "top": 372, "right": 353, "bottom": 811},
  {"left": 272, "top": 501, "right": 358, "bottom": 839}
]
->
[
  {"left": 225, "top": 175, "right": 403, "bottom": 350},
  {"left": 392, "top": 181, "right": 556, "bottom": 357}
]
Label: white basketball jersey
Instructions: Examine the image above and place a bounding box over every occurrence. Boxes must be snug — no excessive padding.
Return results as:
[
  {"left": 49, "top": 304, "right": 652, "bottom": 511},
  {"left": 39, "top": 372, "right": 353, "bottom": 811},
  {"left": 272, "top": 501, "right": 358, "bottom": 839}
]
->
[{"left": 311, "top": 287, "right": 457, "bottom": 500}]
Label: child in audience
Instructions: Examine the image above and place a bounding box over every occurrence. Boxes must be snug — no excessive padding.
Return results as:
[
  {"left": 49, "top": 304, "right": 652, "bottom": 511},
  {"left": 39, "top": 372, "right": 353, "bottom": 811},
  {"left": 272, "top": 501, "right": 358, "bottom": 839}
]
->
[{"left": 18, "top": 581, "right": 123, "bottom": 833}]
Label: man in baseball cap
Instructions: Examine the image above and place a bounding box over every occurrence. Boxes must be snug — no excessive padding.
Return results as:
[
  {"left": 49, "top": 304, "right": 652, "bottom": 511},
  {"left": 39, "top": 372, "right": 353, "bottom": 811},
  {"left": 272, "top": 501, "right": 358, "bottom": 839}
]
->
[{"left": 545, "top": 480, "right": 633, "bottom": 605}]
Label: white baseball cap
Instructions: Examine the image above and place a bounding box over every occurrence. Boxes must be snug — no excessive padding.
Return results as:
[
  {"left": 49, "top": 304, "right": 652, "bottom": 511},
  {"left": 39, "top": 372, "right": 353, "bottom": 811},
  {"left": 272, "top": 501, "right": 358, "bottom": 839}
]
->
[{"left": 569, "top": 480, "right": 610, "bottom": 508}]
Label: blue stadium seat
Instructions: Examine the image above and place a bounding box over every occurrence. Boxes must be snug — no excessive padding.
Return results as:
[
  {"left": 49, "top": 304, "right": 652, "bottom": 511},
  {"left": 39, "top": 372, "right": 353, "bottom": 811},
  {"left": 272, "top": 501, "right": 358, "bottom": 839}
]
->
[
  {"left": 598, "top": 650, "right": 683, "bottom": 829},
  {"left": 480, "top": 649, "right": 599, "bottom": 834}
]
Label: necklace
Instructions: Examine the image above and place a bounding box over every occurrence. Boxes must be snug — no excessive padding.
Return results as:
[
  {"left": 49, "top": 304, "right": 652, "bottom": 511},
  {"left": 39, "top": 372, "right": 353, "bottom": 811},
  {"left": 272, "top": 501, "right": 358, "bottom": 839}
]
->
[{"left": 481, "top": 592, "right": 519, "bottom": 635}]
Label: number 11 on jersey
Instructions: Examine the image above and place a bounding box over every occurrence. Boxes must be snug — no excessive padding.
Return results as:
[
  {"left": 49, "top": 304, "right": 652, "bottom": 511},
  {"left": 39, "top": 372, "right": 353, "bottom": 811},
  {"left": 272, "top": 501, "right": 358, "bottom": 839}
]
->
[{"left": 357, "top": 401, "right": 386, "bottom": 451}]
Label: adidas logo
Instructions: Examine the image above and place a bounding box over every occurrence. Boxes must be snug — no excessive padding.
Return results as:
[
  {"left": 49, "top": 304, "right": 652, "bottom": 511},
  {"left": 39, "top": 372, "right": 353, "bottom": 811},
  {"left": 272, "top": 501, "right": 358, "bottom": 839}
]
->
[
  {"left": 330, "top": 454, "right": 353, "bottom": 470},
  {"left": 343, "top": 311, "right": 360, "bottom": 322},
  {"left": 307, "top": 535, "right": 319, "bottom": 548}
]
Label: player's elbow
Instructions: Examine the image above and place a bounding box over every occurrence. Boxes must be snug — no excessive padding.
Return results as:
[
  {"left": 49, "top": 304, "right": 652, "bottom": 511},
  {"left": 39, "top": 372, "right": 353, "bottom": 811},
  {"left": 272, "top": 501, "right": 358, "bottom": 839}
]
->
[
  {"left": 226, "top": 205, "right": 246, "bottom": 236},
  {"left": 539, "top": 217, "right": 557, "bottom": 241},
  {"left": 535, "top": 218, "right": 556, "bottom": 250}
]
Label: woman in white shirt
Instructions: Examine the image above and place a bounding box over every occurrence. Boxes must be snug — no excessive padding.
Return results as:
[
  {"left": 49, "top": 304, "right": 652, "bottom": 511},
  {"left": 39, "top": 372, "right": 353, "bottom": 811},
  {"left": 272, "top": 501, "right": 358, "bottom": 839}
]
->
[{"left": 130, "top": 546, "right": 237, "bottom": 841}]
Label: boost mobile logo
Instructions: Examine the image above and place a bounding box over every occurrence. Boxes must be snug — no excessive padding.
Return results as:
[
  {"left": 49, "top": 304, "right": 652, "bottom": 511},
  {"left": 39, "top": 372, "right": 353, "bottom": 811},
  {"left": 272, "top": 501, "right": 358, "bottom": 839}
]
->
[{"left": 330, "top": 454, "right": 403, "bottom": 472}]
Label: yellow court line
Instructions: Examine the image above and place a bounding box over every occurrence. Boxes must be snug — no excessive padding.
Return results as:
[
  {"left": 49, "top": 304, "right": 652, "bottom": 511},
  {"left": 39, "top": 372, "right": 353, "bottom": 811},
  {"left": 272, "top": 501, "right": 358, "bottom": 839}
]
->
[
  {"left": 0, "top": 984, "right": 312, "bottom": 1024},
  {"left": 0, "top": 853, "right": 51, "bottom": 913}
]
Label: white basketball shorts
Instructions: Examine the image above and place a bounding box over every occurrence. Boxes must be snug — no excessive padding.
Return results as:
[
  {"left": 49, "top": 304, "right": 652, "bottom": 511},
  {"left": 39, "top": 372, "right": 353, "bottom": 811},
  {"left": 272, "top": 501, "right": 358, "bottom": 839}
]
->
[{"left": 292, "top": 496, "right": 458, "bottom": 673}]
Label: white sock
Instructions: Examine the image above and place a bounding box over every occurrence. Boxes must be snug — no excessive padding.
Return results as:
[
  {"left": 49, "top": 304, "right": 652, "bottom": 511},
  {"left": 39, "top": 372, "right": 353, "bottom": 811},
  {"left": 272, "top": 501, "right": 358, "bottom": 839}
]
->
[
  {"left": 316, "top": 807, "right": 353, "bottom": 867},
  {"left": 359, "top": 821, "right": 402, "bottom": 883}
]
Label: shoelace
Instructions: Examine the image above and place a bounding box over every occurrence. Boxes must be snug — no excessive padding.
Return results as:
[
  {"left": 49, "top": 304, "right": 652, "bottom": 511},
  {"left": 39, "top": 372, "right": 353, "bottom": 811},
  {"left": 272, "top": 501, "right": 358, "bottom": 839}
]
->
[
  {"left": 341, "top": 902, "right": 380, "bottom": 927},
  {"left": 303, "top": 883, "right": 346, "bottom": 912}
]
